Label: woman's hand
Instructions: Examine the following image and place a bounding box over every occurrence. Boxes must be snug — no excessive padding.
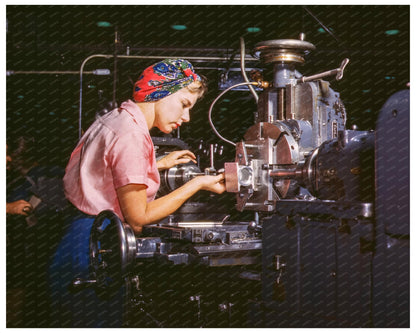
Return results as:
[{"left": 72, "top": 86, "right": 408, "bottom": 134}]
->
[
  {"left": 6, "top": 200, "right": 33, "bottom": 216},
  {"left": 157, "top": 150, "right": 197, "bottom": 170},
  {"left": 192, "top": 173, "right": 226, "bottom": 194}
]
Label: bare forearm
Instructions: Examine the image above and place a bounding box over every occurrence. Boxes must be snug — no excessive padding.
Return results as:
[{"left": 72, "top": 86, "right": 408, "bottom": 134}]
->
[
  {"left": 145, "top": 178, "right": 201, "bottom": 222},
  {"left": 117, "top": 174, "right": 224, "bottom": 234},
  {"left": 117, "top": 179, "right": 202, "bottom": 233}
]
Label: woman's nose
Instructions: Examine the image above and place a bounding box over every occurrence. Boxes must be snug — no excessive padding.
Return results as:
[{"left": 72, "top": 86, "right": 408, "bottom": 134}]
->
[{"left": 181, "top": 109, "right": 190, "bottom": 122}]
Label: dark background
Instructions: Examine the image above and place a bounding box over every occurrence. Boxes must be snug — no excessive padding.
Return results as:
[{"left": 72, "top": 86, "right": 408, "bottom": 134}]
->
[{"left": 6, "top": 5, "right": 410, "bottom": 168}]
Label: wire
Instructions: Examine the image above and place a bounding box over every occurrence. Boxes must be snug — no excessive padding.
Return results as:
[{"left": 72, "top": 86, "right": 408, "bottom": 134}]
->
[
  {"left": 208, "top": 82, "right": 260, "bottom": 147},
  {"left": 240, "top": 37, "right": 259, "bottom": 103},
  {"left": 303, "top": 6, "right": 342, "bottom": 45}
]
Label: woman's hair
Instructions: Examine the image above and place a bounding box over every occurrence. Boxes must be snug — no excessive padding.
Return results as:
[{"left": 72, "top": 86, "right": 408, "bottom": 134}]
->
[{"left": 186, "top": 74, "right": 208, "bottom": 99}]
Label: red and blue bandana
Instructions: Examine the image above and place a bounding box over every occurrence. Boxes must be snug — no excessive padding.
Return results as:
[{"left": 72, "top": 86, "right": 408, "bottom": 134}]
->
[{"left": 133, "top": 59, "right": 200, "bottom": 102}]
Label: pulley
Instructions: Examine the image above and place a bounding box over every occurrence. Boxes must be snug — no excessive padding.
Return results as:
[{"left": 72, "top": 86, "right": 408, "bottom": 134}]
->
[{"left": 254, "top": 39, "right": 316, "bottom": 64}]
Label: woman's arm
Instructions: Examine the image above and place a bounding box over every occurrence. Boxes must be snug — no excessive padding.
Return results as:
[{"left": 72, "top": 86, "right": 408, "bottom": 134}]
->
[{"left": 117, "top": 173, "right": 225, "bottom": 234}]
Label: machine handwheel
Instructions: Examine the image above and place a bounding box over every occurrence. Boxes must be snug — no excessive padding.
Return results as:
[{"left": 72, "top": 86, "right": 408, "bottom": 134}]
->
[{"left": 89, "top": 210, "right": 136, "bottom": 289}]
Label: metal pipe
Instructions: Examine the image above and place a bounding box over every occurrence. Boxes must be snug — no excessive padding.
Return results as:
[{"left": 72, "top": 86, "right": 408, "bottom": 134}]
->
[
  {"left": 112, "top": 27, "right": 119, "bottom": 108},
  {"left": 79, "top": 54, "right": 113, "bottom": 139},
  {"left": 210, "top": 144, "right": 215, "bottom": 169},
  {"left": 7, "top": 70, "right": 98, "bottom": 75},
  {"left": 117, "top": 55, "right": 246, "bottom": 62}
]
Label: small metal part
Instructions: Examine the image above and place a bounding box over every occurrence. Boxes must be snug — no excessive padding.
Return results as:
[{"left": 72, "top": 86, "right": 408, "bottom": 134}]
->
[
  {"left": 336, "top": 58, "right": 350, "bottom": 80},
  {"left": 98, "top": 249, "right": 113, "bottom": 254},
  {"left": 274, "top": 255, "right": 286, "bottom": 271},
  {"left": 70, "top": 277, "right": 97, "bottom": 291},
  {"left": 256, "top": 80, "right": 270, "bottom": 89},
  {"left": 204, "top": 143, "right": 217, "bottom": 175}
]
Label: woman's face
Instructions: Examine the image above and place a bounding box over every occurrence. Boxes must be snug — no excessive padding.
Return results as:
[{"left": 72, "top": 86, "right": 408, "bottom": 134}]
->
[{"left": 153, "top": 88, "right": 199, "bottom": 133}]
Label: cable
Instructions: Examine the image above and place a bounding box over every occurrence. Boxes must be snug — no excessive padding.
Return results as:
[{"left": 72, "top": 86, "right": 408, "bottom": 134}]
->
[
  {"left": 240, "top": 37, "right": 259, "bottom": 103},
  {"left": 303, "top": 6, "right": 342, "bottom": 45},
  {"left": 208, "top": 82, "right": 260, "bottom": 146}
]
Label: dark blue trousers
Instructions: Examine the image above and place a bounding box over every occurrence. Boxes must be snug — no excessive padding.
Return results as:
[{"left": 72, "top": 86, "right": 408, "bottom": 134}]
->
[{"left": 48, "top": 210, "right": 124, "bottom": 327}]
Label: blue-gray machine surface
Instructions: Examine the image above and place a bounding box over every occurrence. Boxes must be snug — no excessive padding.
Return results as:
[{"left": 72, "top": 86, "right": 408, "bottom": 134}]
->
[
  {"left": 373, "top": 89, "right": 409, "bottom": 327},
  {"left": 223, "top": 38, "right": 409, "bottom": 327}
]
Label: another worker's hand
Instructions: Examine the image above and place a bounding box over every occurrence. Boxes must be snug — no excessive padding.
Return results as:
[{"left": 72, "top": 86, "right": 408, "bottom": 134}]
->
[
  {"left": 6, "top": 200, "right": 33, "bottom": 216},
  {"left": 157, "top": 150, "right": 197, "bottom": 170},
  {"left": 194, "top": 173, "right": 226, "bottom": 194}
]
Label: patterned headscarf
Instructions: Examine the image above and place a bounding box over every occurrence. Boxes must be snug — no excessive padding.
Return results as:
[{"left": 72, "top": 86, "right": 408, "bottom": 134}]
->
[{"left": 133, "top": 59, "right": 201, "bottom": 102}]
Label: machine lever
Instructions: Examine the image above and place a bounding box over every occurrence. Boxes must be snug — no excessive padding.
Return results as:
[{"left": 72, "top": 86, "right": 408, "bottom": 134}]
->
[
  {"left": 297, "top": 58, "right": 349, "bottom": 83},
  {"left": 336, "top": 58, "right": 350, "bottom": 80}
]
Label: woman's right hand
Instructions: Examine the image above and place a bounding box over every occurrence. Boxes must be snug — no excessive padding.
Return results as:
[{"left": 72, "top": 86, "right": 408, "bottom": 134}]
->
[
  {"left": 6, "top": 200, "right": 33, "bottom": 216},
  {"left": 194, "top": 173, "right": 226, "bottom": 194}
]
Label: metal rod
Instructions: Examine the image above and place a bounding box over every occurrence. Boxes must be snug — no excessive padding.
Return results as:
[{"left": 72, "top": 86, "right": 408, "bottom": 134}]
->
[
  {"left": 112, "top": 27, "right": 119, "bottom": 108},
  {"left": 210, "top": 144, "right": 215, "bottom": 169},
  {"left": 278, "top": 88, "right": 285, "bottom": 120},
  {"left": 7, "top": 70, "right": 97, "bottom": 75},
  {"left": 298, "top": 69, "right": 339, "bottom": 83},
  {"left": 117, "top": 55, "right": 246, "bottom": 62},
  {"left": 269, "top": 169, "right": 297, "bottom": 179}
]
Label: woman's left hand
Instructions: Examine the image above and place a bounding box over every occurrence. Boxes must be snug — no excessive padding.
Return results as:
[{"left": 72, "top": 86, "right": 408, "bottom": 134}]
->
[{"left": 157, "top": 150, "right": 197, "bottom": 170}]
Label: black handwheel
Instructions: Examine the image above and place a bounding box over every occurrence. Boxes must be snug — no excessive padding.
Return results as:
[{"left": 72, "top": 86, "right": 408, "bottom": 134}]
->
[{"left": 89, "top": 210, "right": 136, "bottom": 289}]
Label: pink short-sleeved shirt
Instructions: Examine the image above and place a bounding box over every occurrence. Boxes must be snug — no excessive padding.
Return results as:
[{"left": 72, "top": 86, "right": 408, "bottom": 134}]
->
[{"left": 63, "top": 100, "right": 160, "bottom": 219}]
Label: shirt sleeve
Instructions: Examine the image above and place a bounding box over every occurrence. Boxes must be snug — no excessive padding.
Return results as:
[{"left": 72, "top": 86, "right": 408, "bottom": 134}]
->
[{"left": 108, "top": 130, "right": 154, "bottom": 190}]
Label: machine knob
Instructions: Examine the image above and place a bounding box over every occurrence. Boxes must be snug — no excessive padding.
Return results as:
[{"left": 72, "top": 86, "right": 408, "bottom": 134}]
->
[
  {"left": 205, "top": 231, "right": 220, "bottom": 242},
  {"left": 248, "top": 221, "right": 262, "bottom": 234}
]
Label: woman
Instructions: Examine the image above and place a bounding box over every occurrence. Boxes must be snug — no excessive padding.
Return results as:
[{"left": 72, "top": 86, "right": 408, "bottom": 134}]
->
[
  {"left": 49, "top": 59, "right": 225, "bottom": 328},
  {"left": 64, "top": 58, "right": 224, "bottom": 233}
]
